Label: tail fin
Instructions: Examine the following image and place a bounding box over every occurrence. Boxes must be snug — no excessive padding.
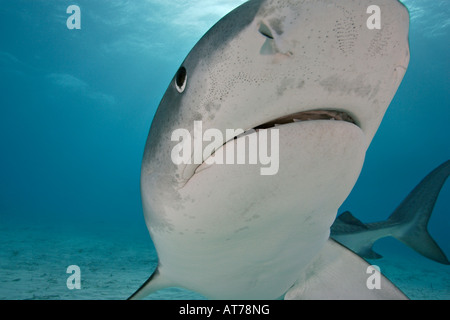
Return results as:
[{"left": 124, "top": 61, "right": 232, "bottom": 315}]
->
[
  {"left": 128, "top": 268, "right": 171, "bottom": 300},
  {"left": 388, "top": 160, "right": 450, "bottom": 265}
]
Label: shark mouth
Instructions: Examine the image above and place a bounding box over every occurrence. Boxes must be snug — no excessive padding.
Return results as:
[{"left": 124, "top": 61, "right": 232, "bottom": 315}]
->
[
  {"left": 194, "top": 109, "right": 359, "bottom": 175},
  {"left": 253, "top": 110, "right": 358, "bottom": 130}
]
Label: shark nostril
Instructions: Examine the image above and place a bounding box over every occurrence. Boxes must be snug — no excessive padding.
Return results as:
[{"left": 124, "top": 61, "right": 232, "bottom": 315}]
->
[{"left": 258, "top": 22, "right": 274, "bottom": 40}]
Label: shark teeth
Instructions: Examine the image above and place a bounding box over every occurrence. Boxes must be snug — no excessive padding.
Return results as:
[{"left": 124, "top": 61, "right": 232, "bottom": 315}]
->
[
  {"left": 233, "top": 111, "right": 357, "bottom": 141},
  {"left": 254, "top": 110, "right": 358, "bottom": 130}
]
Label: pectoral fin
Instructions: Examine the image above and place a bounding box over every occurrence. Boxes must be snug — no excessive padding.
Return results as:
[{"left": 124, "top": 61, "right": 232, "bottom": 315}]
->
[{"left": 284, "top": 240, "right": 408, "bottom": 300}]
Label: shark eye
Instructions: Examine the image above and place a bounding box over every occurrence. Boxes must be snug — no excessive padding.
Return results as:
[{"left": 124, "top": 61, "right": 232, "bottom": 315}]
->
[{"left": 175, "top": 66, "right": 187, "bottom": 93}]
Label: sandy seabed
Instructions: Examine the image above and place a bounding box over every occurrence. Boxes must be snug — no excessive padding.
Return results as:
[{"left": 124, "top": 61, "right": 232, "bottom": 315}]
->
[{"left": 0, "top": 220, "right": 448, "bottom": 300}]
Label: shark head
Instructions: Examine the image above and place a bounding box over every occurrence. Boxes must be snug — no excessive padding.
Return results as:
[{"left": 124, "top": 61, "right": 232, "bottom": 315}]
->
[{"left": 136, "top": 0, "right": 410, "bottom": 299}]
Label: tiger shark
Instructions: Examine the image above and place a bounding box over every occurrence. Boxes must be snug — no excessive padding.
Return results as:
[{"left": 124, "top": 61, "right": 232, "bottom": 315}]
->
[{"left": 130, "top": 0, "right": 411, "bottom": 299}]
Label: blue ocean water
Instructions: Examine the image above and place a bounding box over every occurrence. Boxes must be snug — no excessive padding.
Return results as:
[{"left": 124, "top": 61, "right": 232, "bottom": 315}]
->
[{"left": 0, "top": 0, "right": 448, "bottom": 300}]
